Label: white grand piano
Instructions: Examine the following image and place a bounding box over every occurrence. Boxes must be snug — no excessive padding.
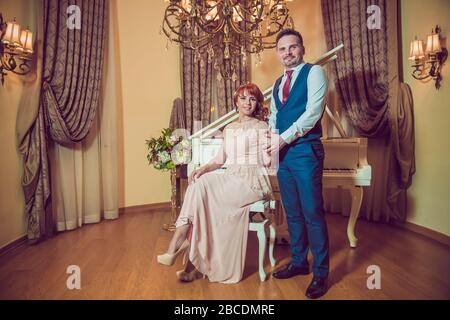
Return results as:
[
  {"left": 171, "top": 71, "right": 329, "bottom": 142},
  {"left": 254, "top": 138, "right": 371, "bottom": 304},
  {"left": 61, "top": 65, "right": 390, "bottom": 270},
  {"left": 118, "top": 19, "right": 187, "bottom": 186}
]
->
[{"left": 187, "top": 44, "right": 371, "bottom": 248}]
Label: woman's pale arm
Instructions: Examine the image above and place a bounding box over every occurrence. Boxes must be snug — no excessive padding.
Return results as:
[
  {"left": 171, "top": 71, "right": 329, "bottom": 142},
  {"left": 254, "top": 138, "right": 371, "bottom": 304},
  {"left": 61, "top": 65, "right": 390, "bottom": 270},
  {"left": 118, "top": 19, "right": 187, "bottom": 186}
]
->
[
  {"left": 189, "top": 137, "right": 227, "bottom": 184},
  {"left": 203, "top": 141, "right": 227, "bottom": 172}
]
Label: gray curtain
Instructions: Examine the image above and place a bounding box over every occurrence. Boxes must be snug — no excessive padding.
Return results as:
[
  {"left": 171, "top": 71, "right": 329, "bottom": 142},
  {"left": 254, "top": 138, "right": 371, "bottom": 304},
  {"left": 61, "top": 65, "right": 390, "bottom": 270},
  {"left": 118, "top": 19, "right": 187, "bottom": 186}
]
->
[
  {"left": 216, "top": 53, "right": 249, "bottom": 118},
  {"left": 17, "top": 0, "right": 108, "bottom": 242},
  {"left": 180, "top": 30, "right": 249, "bottom": 134},
  {"left": 321, "top": 0, "right": 415, "bottom": 221},
  {"left": 181, "top": 47, "right": 214, "bottom": 134},
  {"left": 169, "top": 97, "right": 186, "bottom": 130}
]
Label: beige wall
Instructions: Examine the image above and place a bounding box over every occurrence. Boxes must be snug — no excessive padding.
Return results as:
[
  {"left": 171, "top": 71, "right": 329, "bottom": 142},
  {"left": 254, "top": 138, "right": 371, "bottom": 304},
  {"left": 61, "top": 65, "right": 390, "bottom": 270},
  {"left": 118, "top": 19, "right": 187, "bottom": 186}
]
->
[
  {"left": 0, "top": 0, "right": 181, "bottom": 248},
  {"left": 253, "top": 0, "right": 449, "bottom": 236},
  {"left": 251, "top": 0, "right": 327, "bottom": 90},
  {"left": 401, "top": 0, "right": 450, "bottom": 235},
  {"left": 0, "top": 0, "right": 37, "bottom": 248},
  {"left": 1, "top": 0, "right": 448, "bottom": 249},
  {"left": 115, "top": 0, "right": 181, "bottom": 207}
]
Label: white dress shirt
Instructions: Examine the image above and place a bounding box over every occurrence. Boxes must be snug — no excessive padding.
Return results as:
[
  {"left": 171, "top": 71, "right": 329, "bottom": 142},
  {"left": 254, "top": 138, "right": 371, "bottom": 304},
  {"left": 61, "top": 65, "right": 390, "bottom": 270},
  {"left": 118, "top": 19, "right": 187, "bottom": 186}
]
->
[{"left": 268, "top": 62, "right": 327, "bottom": 144}]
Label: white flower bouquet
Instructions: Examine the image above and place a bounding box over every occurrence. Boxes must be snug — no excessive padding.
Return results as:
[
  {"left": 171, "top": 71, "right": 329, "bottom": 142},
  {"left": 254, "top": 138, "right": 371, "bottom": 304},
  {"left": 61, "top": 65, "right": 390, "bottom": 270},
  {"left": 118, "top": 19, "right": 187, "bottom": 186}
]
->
[{"left": 146, "top": 128, "right": 191, "bottom": 171}]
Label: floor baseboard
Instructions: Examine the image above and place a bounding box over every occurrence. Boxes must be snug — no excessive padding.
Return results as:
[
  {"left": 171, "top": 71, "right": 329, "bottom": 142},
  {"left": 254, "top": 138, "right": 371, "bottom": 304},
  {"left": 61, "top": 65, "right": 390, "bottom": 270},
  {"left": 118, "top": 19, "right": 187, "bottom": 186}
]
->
[
  {"left": 0, "top": 235, "right": 27, "bottom": 257},
  {"left": 118, "top": 202, "right": 171, "bottom": 215},
  {"left": 392, "top": 220, "right": 450, "bottom": 247},
  {"left": 3, "top": 204, "right": 447, "bottom": 256},
  {"left": 0, "top": 202, "right": 171, "bottom": 255}
]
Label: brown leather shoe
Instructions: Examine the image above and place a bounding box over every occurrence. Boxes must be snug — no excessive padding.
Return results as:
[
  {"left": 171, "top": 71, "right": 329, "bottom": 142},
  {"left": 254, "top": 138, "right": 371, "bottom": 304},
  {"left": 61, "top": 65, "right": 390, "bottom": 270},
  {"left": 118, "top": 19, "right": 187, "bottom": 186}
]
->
[{"left": 272, "top": 263, "right": 310, "bottom": 279}]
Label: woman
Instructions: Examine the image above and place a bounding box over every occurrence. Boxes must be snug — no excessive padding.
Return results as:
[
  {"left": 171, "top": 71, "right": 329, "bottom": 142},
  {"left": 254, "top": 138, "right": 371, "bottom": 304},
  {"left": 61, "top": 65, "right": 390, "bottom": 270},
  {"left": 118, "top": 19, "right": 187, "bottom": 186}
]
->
[{"left": 157, "top": 83, "right": 274, "bottom": 284}]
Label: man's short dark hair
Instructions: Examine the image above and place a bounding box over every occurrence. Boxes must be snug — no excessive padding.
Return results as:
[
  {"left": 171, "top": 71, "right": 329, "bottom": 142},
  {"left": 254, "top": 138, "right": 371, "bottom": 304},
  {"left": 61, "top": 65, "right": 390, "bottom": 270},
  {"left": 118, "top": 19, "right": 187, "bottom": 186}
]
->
[{"left": 276, "top": 29, "right": 303, "bottom": 46}]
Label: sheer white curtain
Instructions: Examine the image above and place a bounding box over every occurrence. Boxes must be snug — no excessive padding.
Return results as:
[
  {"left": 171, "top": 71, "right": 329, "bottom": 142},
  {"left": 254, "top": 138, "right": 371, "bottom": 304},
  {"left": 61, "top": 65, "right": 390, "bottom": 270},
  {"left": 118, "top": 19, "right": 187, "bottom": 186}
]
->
[{"left": 49, "top": 2, "right": 119, "bottom": 231}]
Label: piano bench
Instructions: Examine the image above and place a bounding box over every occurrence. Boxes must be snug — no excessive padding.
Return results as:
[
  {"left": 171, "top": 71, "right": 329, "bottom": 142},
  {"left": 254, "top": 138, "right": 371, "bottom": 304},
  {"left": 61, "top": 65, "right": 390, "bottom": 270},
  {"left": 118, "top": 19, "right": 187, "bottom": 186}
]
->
[{"left": 249, "top": 200, "right": 277, "bottom": 281}]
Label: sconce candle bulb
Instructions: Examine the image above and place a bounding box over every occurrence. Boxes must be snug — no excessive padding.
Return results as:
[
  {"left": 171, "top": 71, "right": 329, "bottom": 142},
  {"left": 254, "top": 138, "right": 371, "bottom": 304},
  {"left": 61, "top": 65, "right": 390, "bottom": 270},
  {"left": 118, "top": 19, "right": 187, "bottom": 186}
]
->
[
  {"left": 409, "top": 25, "right": 447, "bottom": 90},
  {"left": 0, "top": 13, "right": 34, "bottom": 85}
]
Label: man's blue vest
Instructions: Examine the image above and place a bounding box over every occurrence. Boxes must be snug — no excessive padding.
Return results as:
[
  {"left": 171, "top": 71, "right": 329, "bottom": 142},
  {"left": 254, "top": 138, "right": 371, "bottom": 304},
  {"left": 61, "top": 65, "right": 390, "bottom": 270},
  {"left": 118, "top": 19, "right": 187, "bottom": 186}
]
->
[{"left": 273, "top": 63, "right": 322, "bottom": 144}]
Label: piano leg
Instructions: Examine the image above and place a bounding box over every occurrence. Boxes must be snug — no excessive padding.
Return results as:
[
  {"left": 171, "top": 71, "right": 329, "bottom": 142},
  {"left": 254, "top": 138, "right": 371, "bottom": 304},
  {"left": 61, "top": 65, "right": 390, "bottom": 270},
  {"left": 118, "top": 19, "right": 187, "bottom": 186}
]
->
[{"left": 344, "top": 186, "right": 363, "bottom": 248}]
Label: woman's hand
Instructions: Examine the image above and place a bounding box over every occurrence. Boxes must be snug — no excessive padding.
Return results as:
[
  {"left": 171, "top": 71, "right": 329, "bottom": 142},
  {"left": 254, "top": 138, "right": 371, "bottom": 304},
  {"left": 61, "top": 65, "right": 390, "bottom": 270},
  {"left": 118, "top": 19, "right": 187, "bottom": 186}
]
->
[{"left": 188, "top": 166, "right": 207, "bottom": 185}]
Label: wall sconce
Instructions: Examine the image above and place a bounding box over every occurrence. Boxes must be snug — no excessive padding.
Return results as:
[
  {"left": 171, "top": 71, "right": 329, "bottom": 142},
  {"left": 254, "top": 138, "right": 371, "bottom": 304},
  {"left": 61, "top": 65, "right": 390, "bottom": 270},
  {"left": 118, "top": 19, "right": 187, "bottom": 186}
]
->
[
  {"left": 409, "top": 25, "right": 448, "bottom": 90},
  {"left": 0, "top": 13, "right": 34, "bottom": 86}
]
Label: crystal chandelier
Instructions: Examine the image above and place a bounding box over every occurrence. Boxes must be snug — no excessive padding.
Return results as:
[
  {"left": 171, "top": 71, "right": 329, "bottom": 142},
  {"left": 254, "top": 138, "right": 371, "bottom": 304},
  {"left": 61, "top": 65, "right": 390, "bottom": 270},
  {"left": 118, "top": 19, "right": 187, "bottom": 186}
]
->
[{"left": 161, "top": 0, "right": 294, "bottom": 81}]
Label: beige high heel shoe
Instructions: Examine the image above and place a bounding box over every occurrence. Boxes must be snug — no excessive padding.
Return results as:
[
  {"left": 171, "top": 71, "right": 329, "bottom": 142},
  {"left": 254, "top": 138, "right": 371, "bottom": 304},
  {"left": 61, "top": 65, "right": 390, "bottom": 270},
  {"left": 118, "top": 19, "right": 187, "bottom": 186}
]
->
[{"left": 157, "top": 239, "right": 189, "bottom": 266}]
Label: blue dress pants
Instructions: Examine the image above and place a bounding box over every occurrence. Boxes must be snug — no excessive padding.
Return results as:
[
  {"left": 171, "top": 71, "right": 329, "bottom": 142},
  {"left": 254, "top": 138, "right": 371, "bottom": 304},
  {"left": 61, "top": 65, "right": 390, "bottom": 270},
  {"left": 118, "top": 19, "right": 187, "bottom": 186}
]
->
[{"left": 277, "top": 140, "right": 329, "bottom": 278}]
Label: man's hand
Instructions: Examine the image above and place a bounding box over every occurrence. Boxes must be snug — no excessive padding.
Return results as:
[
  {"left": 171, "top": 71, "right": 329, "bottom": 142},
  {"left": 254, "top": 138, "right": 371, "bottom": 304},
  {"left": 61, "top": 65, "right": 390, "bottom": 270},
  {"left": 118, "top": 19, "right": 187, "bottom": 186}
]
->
[{"left": 265, "top": 131, "right": 288, "bottom": 155}]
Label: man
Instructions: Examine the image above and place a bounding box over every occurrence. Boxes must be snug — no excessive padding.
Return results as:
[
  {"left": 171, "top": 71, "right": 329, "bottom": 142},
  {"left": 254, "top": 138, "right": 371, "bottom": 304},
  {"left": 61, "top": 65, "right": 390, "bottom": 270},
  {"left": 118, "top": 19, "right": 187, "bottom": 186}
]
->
[{"left": 267, "top": 29, "right": 329, "bottom": 299}]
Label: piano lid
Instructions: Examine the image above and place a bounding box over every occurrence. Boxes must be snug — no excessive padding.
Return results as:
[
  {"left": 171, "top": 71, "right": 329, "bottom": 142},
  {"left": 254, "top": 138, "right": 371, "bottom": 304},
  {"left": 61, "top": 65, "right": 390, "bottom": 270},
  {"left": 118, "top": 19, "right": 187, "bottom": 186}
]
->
[{"left": 189, "top": 43, "right": 346, "bottom": 141}]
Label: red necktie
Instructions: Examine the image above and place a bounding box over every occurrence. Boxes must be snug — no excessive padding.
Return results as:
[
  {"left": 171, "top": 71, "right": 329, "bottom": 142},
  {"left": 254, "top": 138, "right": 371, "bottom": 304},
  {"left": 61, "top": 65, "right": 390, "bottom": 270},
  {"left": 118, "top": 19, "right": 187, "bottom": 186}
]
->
[{"left": 282, "top": 70, "right": 293, "bottom": 104}]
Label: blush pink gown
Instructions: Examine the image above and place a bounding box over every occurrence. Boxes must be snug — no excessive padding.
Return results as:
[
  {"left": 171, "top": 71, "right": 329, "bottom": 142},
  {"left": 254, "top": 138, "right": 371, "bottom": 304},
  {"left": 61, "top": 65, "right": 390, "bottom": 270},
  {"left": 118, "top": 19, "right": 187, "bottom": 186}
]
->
[{"left": 175, "top": 118, "right": 273, "bottom": 283}]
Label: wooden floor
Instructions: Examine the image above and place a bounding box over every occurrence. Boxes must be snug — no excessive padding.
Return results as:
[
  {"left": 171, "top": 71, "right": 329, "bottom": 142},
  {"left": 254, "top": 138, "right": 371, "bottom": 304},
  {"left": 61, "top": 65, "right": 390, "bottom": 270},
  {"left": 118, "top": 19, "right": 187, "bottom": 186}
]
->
[{"left": 0, "top": 208, "right": 449, "bottom": 300}]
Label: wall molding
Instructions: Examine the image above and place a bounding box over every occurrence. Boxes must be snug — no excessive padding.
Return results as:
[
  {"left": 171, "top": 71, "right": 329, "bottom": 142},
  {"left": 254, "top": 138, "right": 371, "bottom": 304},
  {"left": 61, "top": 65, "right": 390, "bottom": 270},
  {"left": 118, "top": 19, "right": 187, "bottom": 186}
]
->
[
  {"left": 118, "top": 202, "right": 171, "bottom": 214},
  {"left": 0, "top": 235, "right": 27, "bottom": 257},
  {"left": 2, "top": 203, "right": 448, "bottom": 256},
  {"left": 393, "top": 221, "right": 450, "bottom": 247},
  {"left": 0, "top": 202, "right": 172, "bottom": 256}
]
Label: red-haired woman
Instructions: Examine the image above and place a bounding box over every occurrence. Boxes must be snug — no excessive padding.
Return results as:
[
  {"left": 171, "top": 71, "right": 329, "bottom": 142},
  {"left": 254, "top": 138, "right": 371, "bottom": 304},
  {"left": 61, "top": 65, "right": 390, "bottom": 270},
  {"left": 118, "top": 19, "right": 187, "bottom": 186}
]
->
[{"left": 157, "top": 83, "right": 274, "bottom": 283}]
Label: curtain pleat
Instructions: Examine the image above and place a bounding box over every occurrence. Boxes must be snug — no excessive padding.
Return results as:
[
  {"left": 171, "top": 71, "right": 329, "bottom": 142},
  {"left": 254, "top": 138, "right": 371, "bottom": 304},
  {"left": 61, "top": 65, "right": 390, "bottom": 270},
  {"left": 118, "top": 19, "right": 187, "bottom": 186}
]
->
[
  {"left": 17, "top": 0, "right": 109, "bottom": 242},
  {"left": 321, "top": 0, "right": 415, "bottom": 222}
]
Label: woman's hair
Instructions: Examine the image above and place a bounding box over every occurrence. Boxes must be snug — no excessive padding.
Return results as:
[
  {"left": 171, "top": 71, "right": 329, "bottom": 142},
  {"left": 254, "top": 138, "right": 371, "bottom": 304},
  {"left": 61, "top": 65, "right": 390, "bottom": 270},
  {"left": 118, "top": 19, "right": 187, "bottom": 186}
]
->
[{"left": 233, "top": 83, "right": 265, "bottom": 120}]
